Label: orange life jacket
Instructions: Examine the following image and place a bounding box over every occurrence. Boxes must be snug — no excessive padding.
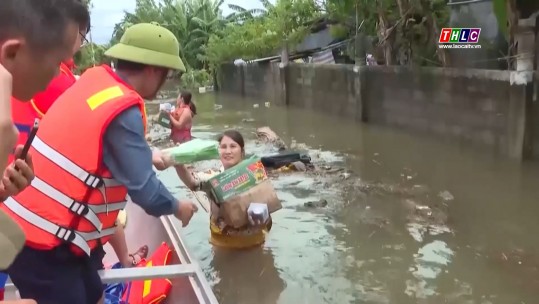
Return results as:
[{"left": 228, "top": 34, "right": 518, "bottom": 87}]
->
[
  {"left": 0, "top": 65, "right": 147, "bottom": 256},
  {"left": 122, "top": 242, "right": 173, "bottom": 304}
]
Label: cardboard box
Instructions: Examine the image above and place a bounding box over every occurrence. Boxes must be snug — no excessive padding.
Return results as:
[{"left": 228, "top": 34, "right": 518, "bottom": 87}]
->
[{"left": 208, "top": 158, "right": 281, "bottom": 228}]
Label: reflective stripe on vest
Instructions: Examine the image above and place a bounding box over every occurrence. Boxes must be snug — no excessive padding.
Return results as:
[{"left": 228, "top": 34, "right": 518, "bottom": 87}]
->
[
  {"left": 4, "top": 135, "right": 127, "bottom": 255},
  {"left": 3, "top": 197, "right": 116, "bottom": 256},
  {"left": 3, "top": 66, "right": 145, "bottom": 255},
  {"left": 32, "top": 136, "right": 122, "bottom": 189},
  {"left": 31, "top": 176, "right": 126, "bottom": 231}
]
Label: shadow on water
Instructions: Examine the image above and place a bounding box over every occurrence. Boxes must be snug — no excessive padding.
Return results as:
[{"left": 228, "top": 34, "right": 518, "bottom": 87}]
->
[{"left": 153, "top": 91, "right": 539, "bottom": 304}]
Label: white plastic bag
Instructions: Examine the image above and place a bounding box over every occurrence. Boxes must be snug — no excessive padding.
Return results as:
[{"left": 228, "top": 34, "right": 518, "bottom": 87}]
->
[
  {"left": 247, "top": 203, "right": 269, "bottom": 226},
  {"left": 159, "top": 103, "right": 172, "bottom": 112}
]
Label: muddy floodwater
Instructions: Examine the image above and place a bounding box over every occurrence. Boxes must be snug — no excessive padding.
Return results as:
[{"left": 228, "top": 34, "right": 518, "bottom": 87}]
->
[{"left": 149, "top": 92, "right": 539, "bottom": 304}]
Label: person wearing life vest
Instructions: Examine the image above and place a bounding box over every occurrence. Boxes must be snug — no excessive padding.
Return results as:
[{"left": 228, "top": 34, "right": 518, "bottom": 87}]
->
[
  {"left": 0, "top": 1, "right": 92, "bottom": 304},
  {"left": 8, "top": 13, "right": 87, "bottom": 165},
  {"left": 5, "top": 11, "right": 150, "bottom": 276},
  {"left": 1, "top": 22, "right": 198, "bottom": 304},
  {"left": 3, "top": 12, "right": 149, "bottom": 301},
  {"left": 0, "top": 10, "right": 90, "bottom": 302}
]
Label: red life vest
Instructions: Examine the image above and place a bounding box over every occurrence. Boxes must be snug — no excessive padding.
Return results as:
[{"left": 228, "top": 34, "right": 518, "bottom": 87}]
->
[
  {"left": 122, "top": 242, "right": 173, "bottom": 304},
  {"left": 0, "top": 65, "right": 147, "bottom": 256},
  {"left": 31, "top": 61, "right": 77, "bottom": 117},
  {"left": 9, "top": 62, "right": 76, "bottom": 164}
]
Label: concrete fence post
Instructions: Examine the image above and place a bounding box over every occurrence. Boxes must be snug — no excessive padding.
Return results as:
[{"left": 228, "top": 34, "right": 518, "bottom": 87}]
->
[
  {"left": 353, "top": 65, "right": 367, "bottom": 122},
  {"left": 515, "top": 16, "right": 538, "bottom": 159},
  {"left": 239, "top": 66, "right": 245, "bottom": 97},
  {"left": 279, "top": 62, "right": 289, "bottom": 106}
]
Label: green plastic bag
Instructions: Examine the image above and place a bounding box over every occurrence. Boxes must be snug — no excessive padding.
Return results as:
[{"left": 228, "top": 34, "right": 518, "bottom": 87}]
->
[{"left": 162, "top": 138, "right": 220, "bottom": 164}]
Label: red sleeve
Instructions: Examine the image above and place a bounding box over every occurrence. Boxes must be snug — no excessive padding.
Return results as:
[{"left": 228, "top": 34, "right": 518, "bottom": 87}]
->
[{"left": 32, "top": 64, "right": 76, "bottom": 115}]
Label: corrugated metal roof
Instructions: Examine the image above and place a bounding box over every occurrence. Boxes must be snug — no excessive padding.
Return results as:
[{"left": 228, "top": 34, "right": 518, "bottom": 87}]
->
[{"left": 294, "top": 28, "right": 335, "bottom": 52}]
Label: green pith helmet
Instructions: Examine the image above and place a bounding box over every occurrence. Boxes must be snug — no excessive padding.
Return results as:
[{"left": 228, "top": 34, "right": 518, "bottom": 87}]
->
[{"left": 105, "top": 22, "right": 185, "bottom": 72}]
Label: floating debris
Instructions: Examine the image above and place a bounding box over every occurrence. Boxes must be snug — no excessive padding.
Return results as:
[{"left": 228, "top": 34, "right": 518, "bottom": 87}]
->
[
  {"left": 304, "top": 199, "right": 328, "bottom": 208},
  {"left": 255, "top": 126, "right": 287, "bottom": 150},
  {"left": 438, "top": 190, "right": 454, "bottom": 201}
]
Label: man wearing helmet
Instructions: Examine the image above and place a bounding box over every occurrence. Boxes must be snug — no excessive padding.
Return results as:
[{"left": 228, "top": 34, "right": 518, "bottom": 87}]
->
[{"left": 1, "top": 23, "right": 198, "bottom": 304}]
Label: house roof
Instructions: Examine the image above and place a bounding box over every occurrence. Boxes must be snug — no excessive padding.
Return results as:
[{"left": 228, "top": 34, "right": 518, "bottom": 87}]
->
[{"left": 295, "top": 28, "right": 337, "bottom": 53}]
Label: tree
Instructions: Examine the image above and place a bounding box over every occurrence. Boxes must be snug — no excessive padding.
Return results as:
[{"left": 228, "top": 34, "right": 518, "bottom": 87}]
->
[
  {"left": 111, "top": 0, "right": 228, "bottom": 71},
  {"left": 325, "top": 0, "right": 449, "bottom": 66},
  {"left": 202, "top": 0, "right": 321, "bottom": 69}
]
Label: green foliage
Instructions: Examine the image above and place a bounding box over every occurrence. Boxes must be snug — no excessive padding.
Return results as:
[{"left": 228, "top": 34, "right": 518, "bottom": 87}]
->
[
  {"left": 325, "top": 0, "right": 451, "bottom": 66},
  {"left": 110, "top": 0, "right": 227, "bottom": 71},
  {"left": 74, "top": 43, "right": 108, "bottom": 74},
  {"left": 180, "top": 69, "right": 212, "bottom": 89},
  {"left": 203, "top": 0, "right": 321, "bottom": 69},
  {"left": 492, "top": 0, "right": 508, "bottom": 40},
  {"left": 201, "top": 19, "right": 278, "bottom": 70},
  {"left": 329, "top": 24, "right": 349, "bottom": 40},
  {"left": 76, "top": 0, "right": 458, "bottom": 75}
]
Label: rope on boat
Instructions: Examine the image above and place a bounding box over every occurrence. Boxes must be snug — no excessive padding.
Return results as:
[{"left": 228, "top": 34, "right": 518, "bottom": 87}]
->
[{"left": 190, "top": 190, "right": 209, "bottom": 213}]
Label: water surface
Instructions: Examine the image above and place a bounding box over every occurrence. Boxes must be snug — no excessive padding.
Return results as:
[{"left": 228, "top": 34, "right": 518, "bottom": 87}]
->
[{"left": 153, "top": 92, "right": 539, "bottom": 304}]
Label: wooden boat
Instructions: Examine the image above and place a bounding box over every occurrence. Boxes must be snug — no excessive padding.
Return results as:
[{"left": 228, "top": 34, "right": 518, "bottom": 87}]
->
[{"left": 4, "top": 200, "right": 219, "bottom": 303}]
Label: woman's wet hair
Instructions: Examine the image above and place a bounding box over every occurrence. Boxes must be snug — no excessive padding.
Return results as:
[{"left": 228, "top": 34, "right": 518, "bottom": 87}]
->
[
  {"left": 217, "top": 130, "right": 245, "bottom": 150},
  {"left": 180, "top": 91, "right": 192, "bottom": 103},
  {"left": 180, "top": 91, "right": 197, "bottom": 116},
  {"left": 189, "top": 102, "right": 197, "bottom": 116}
]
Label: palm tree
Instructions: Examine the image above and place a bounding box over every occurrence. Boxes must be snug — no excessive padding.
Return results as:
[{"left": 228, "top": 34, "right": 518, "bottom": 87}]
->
[{"left": 110, "top": 0, "right": 228, "bottom": 70}]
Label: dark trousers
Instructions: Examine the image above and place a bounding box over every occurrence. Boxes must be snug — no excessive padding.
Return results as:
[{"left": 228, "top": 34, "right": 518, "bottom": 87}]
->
[{"left": 7, "top": 244, "right": 106, "bottom": 304}]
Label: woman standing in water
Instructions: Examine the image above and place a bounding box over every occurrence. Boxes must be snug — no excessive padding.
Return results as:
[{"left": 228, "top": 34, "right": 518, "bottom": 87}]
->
[
  {"left": 169, "top": 91, "right": 196, "bottom": 144},
  {"left": 170, "top": 130, "right": 285, "bottom": 303},
  {"left": 174, "top": 129, "right": 272, "bottom": 248}
]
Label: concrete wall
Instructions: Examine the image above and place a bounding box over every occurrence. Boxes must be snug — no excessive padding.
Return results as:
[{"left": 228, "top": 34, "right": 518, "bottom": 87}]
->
[
  {"left": 218, "top": 63, "right": 537, "bottom": 160},
  {"left": 362, "top": 67, "right": 527, "bottom": 159}
]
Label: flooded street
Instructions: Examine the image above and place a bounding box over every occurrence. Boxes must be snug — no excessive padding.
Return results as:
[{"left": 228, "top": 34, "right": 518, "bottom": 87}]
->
[{"left": 152, "top": 92, "right": 539, "bottom": 304}]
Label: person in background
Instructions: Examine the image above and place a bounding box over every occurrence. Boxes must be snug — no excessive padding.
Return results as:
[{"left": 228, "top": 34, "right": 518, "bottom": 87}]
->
[
  {"left": 27, "top": 22, "right": 89, "bottom": 117},
  {"left": 1, "top": 22, "right": 198, "bottom": 304},
  {"left": 169, "top": 91, "right": 196, "bottom": 144},
  {"left": 172, "top": 130, "right": 272, "bottom": 249},
  {"left": 8, "top": 1, "right": 88, "bottom": 165},
  {"left": 0, "top": 0, "right": 92, "bottom": 303},
  {"left": 8, "top": 1, "right": 90, "bottom": 166}
]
